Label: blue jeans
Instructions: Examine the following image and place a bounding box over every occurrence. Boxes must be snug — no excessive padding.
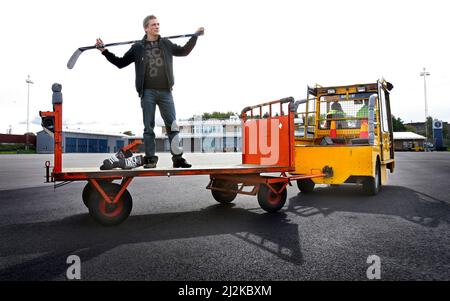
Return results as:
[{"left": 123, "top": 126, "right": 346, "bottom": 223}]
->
[{"left": 141, "top": 89, "right": 182, "bottom": 157}]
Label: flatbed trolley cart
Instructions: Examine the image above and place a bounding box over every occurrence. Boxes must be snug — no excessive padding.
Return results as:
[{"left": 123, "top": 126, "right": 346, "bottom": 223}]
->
[{"left": 40, "top": 84, "right": 326, "bottom": 225}]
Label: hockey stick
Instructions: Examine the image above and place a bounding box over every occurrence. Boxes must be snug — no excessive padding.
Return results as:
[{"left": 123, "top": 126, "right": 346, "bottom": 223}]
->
[{"left": 67, "top": 33, "right": 201, "bottom": 69}]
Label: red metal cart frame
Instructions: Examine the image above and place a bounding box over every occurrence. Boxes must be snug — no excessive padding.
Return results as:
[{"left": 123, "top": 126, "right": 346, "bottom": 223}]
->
[{"left": 40, "top": 84, "right": 324, "bottom": 225}]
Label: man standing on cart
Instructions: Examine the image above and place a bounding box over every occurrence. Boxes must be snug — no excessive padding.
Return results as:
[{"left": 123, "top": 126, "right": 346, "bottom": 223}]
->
[{"left": 96, "top": 15, "right": 204, "bottom": 169}]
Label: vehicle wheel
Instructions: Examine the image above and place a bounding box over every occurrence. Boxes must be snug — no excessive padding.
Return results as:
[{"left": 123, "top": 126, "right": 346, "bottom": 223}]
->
[
  {"left": 82, "top": 182, "right": 94, "bottom": 207},
  {"left": 211, "top": 180, "right": 238, "bottom": 204},
  {"left": 363, "top": 161, "right": 381, "bottom": 196},
  {"left": 257, "top": 183, "right": 287, "bottom": 213},
  {"left": 296, "top": 179, "right": 315, "bottom": 193},
  {"left": 82, "top": 180, "right": 113, "bottom": 207},
  {"left": 87, "top": 182, "right": 132, "bottom": 226}
]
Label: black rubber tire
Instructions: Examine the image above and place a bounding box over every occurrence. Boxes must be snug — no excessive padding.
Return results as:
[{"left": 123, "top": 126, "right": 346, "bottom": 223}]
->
[
  {"left": 82, "top": 180, "right": 113, "bottom": 207},
  {"left": 257, "top": 183, "right": 287, "bottom": 213},
  {"left": 82, "top": 182, "right": 94, "bottom": 207},
  {"left": 211, "top": 180, "right": 238, "bottom": 204},
  {"left": 87, "top": 182, "right": 132, "bottom": 226},
  {"left": 296, "top": 179, "right": 315, "bottom": 193},
  {"left": 363, "top": 161, "right": 381, "bottom": 196}
]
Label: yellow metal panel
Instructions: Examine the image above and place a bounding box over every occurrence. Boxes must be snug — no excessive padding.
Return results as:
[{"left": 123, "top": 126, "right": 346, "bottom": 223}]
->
[
  {"left": 380, "top": 164, "right": 387, "bottom": 185},
  {"left": 381, "top": 132, "right": 392, "bottom": 160},
  {"left": 293, "top": 145, "right": 375, "bottom": 184}
]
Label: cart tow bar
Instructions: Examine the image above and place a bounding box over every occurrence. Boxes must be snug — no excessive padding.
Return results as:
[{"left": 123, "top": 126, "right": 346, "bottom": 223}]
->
[{"left": 44, "top": 161, "right": 53, "bottom": 183}]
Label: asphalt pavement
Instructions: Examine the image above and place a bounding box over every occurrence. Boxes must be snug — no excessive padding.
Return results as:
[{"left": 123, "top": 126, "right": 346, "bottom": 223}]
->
[{"left": 0, "top": 152, "right": 449, "bottom": 280}]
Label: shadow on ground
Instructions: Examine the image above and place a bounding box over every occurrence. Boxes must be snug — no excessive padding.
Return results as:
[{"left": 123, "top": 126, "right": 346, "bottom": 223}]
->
[
  {"left": 286, "top": 185, "right": 450, "bottom": 228},
  {"left": 0, "top": 203, "right": 302, "bottom": 280},
  {"left": 1, "top": 184, "right": 449, "bottom": 280}
]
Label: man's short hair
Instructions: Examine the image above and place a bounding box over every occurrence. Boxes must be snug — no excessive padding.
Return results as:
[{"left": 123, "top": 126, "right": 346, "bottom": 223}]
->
[
  {"left": 143, "top": 15, "right": 157, "bottom": 28},
  {"left": 331, "top": 101, "right": 342, "bottom": 111}
]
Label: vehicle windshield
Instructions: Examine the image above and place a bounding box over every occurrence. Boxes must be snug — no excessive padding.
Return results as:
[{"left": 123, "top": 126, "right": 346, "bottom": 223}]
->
[{"left": 319, "top": 92, "right": 376, "bottom": 130}]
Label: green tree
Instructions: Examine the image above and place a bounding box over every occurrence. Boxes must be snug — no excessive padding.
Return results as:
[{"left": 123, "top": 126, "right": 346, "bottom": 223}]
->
[
  {"left": 191, "top": 111, "right": 238, "bottom": 120},
  {"left": 443, "top": 122, "right": 448, "bottom": 139},
  {"left": 205, "top": 111, "right": 237, "bottom": 119},
  {"left": 426, "top": 116, "right": 433, "bottom": 141},
  {"left": 392, "top": 115, "right": 406, "bottom": 132},
  {"left": 122, "top": 130, "right": 134, "bottom": 136}
]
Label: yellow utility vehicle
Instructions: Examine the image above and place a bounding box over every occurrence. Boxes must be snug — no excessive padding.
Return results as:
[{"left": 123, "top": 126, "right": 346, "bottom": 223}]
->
[
  {"left": 292, "top": 79, "right": 395, "bottom": 195},
  {"left": 412, "top": 144, "right": 425, "bottom": 152}
]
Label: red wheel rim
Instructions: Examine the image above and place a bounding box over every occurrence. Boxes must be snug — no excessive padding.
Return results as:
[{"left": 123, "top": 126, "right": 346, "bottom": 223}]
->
[
  {"left": 99, "top": 198, "right": 123, "bottom": 218},
  {"left": 267, "top": 189, "right": 281, "bottom": 205}
]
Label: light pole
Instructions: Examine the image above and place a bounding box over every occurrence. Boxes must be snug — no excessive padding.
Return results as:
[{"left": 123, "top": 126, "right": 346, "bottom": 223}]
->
[
  {"left": 419, "top": 67, "right": 430, "bottom": 141},
  {"left": 25, "top": 74, "right": 34, "bottom": 150}
]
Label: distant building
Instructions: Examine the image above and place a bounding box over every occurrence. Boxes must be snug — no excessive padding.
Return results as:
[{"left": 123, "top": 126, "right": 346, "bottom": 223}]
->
[
  {"left": 36, "top": 117, "right": 244, "bottom": 154},
  {"left": 37, "top": 129, "right": 128, "bottom": 154},
  {"left": 127, "top": 135, "right": 165, "bottom": 153},
  {"left": 160, "top": 116, "right": 243, "bottom": 153},
  {"left": 0, "top": 133, "right": 36, "bottom": 147},
  {"left": 404, "top": 122, "right": 426, "bottom": 134},
  {"left": 393, "top": 132, "right": 426, "bottom": 151},
  {"left": 405, "top": 121, "right": 449, "bottom": 135}
]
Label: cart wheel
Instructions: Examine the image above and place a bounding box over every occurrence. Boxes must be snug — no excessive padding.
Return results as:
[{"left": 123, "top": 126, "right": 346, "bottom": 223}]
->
[
  {"left": 211, "top": 180, "right": 238, "bottom": 204},
  {"left": 82, "top": 182, "right": 94, "bottom": 207},
  {"left": 82, "top": 180, "right": 113, "bottom": 207},
  {"left": 296, "top": 179, "right": 315, "bottom": 193},
  {"left": 363, "top": 161, "right": 381, "bottom": 196},
  {"left": 257, "top": 183, "right": 287, "bottom": 213},
  {"left": 87, "top": 182, "right": 132, "bottom": 226}
]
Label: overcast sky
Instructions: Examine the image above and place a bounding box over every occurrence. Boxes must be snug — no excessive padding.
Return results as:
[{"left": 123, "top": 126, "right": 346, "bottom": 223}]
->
[{"left": 1, "top": 0, "right": 449, "bottom": 135}]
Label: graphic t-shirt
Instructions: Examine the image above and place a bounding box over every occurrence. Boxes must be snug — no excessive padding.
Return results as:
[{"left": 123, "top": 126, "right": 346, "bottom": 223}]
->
[{"left": 144, "top": 40, "right": 169, "bottom": 89}]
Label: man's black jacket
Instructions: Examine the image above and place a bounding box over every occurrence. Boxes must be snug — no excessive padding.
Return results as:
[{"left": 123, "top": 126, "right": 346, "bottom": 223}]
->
[{"left": 102, "top": 34, "right": 198, "bottom": 97}]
